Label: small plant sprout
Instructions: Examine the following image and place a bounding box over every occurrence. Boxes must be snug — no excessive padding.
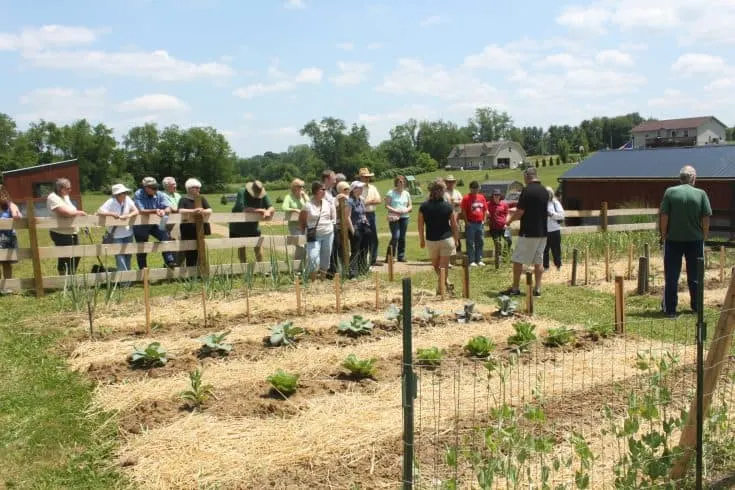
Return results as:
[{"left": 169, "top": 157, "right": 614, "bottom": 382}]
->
[
  {"left": 419, "top": 306, "right": 442, "bottom": 323},
  {"left": 337, "top": 315, "right": 374, "bottom": 337},
  {"left": 464, "top": 335, "right": 496, "bottom": 358},
  {"left": 416, "top": 347, "right": 444, "bottom": 367},
  {"left": 129, "top": 342, "right": 168, "bottom": 368},
  {"left": 507, "top": 320, "right": 537, "bottom": 353},
  {"left": 496, "top": 295, "right": 518, "bottom": 317},
  {"left": 341, "top": 354, "right": 377, "bottom": 379},
  {"left": 585, "top": 321, "right": 614, "bottom": 341},
  {"left": 385, "top": 304, "right": 403, "bottom": 325},
  {"left": 267, "top": 369, "right": 299, "bottom": 397},
  {"left": 180, "top": 368, "right": 215, "bottom": 410},
  {"left": 544, "top": 326, "right": 576, "bottom": 347},
  {"left": 268, "top": 321, "right": 305, "bottom": 347},
  {"left": 199, "top": 331, "right": 233, "bottom": 357}
]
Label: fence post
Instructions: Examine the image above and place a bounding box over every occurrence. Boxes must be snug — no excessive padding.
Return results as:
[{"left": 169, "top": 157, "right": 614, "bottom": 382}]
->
[
  {"left": 439, "top": 267, "right": 446, "bottom": 300},
  {"left": 720, "top": 245, "right": 725, "bottom": 283},
  {"left": 340, "top": 201, "right": 350, "bottom": 271},
  {"left": 627, "top": 243, "right": 633, "bottom": 280},
  {"left": 637, "top": 257, "right": 647, "bottom": 295},
  {"left": 295, "top": 277, "right": 302, "bottom": 316},
  {"left": 605, "top": 244, "right": 611, "bottom": 282},
  {"left": 585, "top": 245, "right": 590, "bottom": 285},
  {"left": 614, "top": 275, "right": 625, "bottom": 334},
  {"left": 525, "top": 271, "right": 533, "bottom": 315},
  {"left": 194, "top": 196, "right": 209, "bottom": 278},
  {"left": 462, "top": 255, "right": 470, "bottom": 299},
  {"left": 401, "top": 278, "right": 417, "bottom": 490},
  {"left": 26, "top": 200, "right": 44, "bottom": 297},
  {"left": 644, "top": 242, "right": 650, "bottom": 261},
  {"left": 671, "top": 265, "right": 735, "bottom": 484},
  {"left": 334, "top": 274, "right": 341, "bottom": 313},
  {"left": 143, "top": 267, "right": 151, "bottom": 335},
  {"left": 600, "top": 201, "right": 608, "bottom": 232},
  {"left": 388, "top": 249, "right": 394, "bottom": 282},
  {"left": 374, "top": 271, "right": 380, "bottom": 311},
  {"left": 201, "top": 282, "right": 208, "bottom": 328},
  {"left": 571, "top": 248, "right": 578, "bottom": 286}
]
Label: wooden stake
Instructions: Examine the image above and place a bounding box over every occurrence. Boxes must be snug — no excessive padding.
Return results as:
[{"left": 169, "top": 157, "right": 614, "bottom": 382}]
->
[
  {"left": 374, "top": 271, "right": 380, "bottom": 311},
  {"left": 585, "top": 245, "right": 589, "bottom": 286},
  {"left": 295, "top": 277, "right": 302, "bottom": 315},
  {"left": 387, "top": 249, "right": 394, "bottom": 282},
  {"left": 644, "top": 242, "right": 650, "bottom": 261},
  {"left": 614, "top": 275, "right": 625, "bottom": 334},
  {"left": 26, "top": 200, "right": 44, "bottom": 297},
  {"left": 143, "top": 267, "right": 151, "bottom": 335},
  {"left": 194, "top": 196, "right": 209, "bottom": 278},
  {"left": 334, "top": 274, "right": 341, "bottom": 312},
  {"left": 462, "top": 255, "right": 470, "bottom": 299},
  {"left": 201, "top": 281, "right": 208, "bottom": 328},
  {"left": 600, "top": 201, "right": 608, "bottom": 232},
  {"left": 525, "top": 271, "right": 533, "bottom": 315},
  {"left": 571, "top": 248, "right": 578, "bottom": 286},
  {"left": 671, "top": 269, "right": 735, "bottom": 480},
  {"left": 605, "top": 244, "right": 610, "bottom": 282},
  {"left": 637, "top": 256, "right": 648, "bottom": 295},
  {"left": 627, "top": 243, "right": 633, "bottom": 280},
  {"left": 245, "top": 285, "right": 251, "bottom": 323},
  {"left": 439, "top": 267, "right": 446, "bottom": 300},
  {"left": 720, "top": 245, "right": 726, "bottom": 283},
  {"left": 339, "top": 201, "right": 350, "bottom": 270}
]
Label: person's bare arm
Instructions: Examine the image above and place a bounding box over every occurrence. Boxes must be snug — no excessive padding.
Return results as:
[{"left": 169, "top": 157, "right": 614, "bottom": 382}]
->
[
  {"left": 659, "top": 213, "right": 669, "bottom": 240},
  {"left": 506, "top": 208, "right": 524, "bottom": 226},
  {"left": 702, "top": 216, "right": 710, "bottom": 241},
  {"left": 450, "top": 212, "right": 459, "bottom": 247},
  {"left": 299, "top": 209, "right": 307, "bottom": 233},
  {"left": 9, "top": 202, "right": 21, "bottom": 219},
  {"left": 405, "top": 195, "right": 413, "bottom": 214},
  {"left": 54, "top": 205, "right": 86, "bottom": 218},
  {"left": 418, "top": 212, "right": 425, "bottom": 248}
]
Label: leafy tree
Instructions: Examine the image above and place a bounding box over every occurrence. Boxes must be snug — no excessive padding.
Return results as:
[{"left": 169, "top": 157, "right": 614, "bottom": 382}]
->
[
  {"left": 557, "top": 138, "right": 570, "bottom": 164},
  {"left": 467, "top": 107, "right": 513, "bottom": 142}
]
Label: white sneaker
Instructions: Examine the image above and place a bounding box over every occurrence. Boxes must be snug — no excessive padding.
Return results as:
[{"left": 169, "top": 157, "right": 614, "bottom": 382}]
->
[
  {"left": 477, "top": 261, "right": 485, "bottom": 267},
  {"left": 470, "top": 262, "right": 478, "bottom": 267}
]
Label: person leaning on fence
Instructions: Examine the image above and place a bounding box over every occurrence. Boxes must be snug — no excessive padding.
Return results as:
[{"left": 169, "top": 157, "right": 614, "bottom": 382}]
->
[
  {"left": 419, "top": 179, "right": 460, "bottom": 295},
  {"left": 161, "top": 176, "right": 183, "bottom": 264},
  {"left": 282, "top": 178, "right": 308, "bottom": 261},
  {"left": 133, "top": 177, "right": 177, "bottom": 270},
  {"left": 347, "top": 181, "right": 373, "bottom": 279},
  {"left": 300, "top": 180, "right": 336, "bottom": 281},
  {"left": 543, "top": 187, "right": 565, "bottom": 271},
  {"left": 177, "top": 178, "right": 212, "bottom": 268},
  {"left": 385, "top": 175, "right": 412, "bottom": 262},
  {"left": 331, "top": 180, "right": 350, "bottom": 274},
  {"left": 46, "top": 178, "right": 87, "bottom": 275},
  {"left": 461, "top": 181, "right": 489, "bottom": 267},
  {"left": 230, "top": 180, "right": 274, "bottom": 264},
  {"left": 359, "top": 167, "right": 381, "bottom": 266},
  {"left": 96, "top": 184, "right": 139, "bottom": 273},
  {"left": 0, "top": 186, "right": 22, "bottom": 280},
  {"left": 659, "top": 165, "right": 712, "bottom": 318}
]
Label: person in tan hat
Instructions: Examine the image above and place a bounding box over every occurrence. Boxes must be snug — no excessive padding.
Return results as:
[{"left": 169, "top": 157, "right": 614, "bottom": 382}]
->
[
  {"left": 230, "top": 180, "right": 275, "bottom": 263},
  {"left": 359, "top": 167, "right": 381, "bottom": 266},
  {"left": 443, "top": 174, "right": 463, "bottom": 263},
  {"left": 96, "top": 183, "right": 139, "bottom": 273}
]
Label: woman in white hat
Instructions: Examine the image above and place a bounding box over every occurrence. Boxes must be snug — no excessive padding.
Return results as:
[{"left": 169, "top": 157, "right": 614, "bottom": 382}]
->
[
  {"left": 96, "top": 184, "right": 139, "bottom": 272},
  {"left": 177, "top": 178, "right": 213, "bottom": 268},
  {"left": 346, "top": 181, "right": 372, "bottom": 279}
]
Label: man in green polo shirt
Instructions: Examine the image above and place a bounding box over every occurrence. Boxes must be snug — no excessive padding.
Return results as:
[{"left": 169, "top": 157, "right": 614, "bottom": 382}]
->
[{"left": 659, "top": 165, "right": 712, "bottom": 317}]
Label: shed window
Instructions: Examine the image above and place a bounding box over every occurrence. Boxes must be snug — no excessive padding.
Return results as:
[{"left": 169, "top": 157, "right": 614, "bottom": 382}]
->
[
  {"left": 684, "top": 130, "right": 689, "bottom": 137},
  {"left": 671, "top": 130, "right": 676, "bottom": 137},
  {"left": 32, "top": 182, "right": 55, "bottom": 198}
]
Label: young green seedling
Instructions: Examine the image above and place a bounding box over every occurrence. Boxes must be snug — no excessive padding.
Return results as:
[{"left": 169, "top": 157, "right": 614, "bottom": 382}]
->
[
  {"left": 417, "top": 346, "right": 444, "bottom": 367},
  {"left": 199, "top": 331, "right": 233, "bottom": 357},
  {"left": 464, "top": 335, "right": 496, "bottom": 358},
  {"left": 180, "top": 368, "right": 215, "bottom": 410},
  {"left": 544, "top": 326, "right": 576, "bottom": 347},
  {"left": 341, "top": 354, "right": 377, "bottom": 378},
  {"left": 268, "top": 321, "right": 305, "bottom": 347},
  {"left": 337, "top": 315, "right": 374, "bottom": 337},
  {"left": 129, "top": 342, "right": 168, "bottom": 368},
  {"left": 507, "top": 321, "right": 537, "bottom": 353},
  {"left": 267, "top": 369, "right": 299, "bottom": 396}
]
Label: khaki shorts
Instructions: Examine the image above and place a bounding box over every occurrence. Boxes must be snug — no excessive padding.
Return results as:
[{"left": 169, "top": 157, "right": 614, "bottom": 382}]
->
[
  {"left": 426, "top": 237, "right": 455, "bottom": 261},
  {"left": 512, "top": 236, "right": 547, "bottom": 265}
]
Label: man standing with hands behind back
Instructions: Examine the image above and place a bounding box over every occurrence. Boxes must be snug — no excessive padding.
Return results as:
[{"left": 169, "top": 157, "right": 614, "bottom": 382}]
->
[
  {"left": 359, "top": 168, "right": 381, "bottom": 266},
  {"left": 659, "top": 165, "right": 712, "bottom": 317}
]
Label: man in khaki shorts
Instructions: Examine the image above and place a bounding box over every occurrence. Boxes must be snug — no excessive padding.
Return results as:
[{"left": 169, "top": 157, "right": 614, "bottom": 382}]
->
[
  {"left": 500, "top": 167, "right": 549, "bottom": 297},
  {"left": 419, "top": 179, "right": 460, "bottom": 294}
]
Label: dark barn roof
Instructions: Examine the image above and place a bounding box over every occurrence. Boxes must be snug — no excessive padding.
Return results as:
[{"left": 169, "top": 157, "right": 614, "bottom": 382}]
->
[{"left": 560, "top": 145, "right": 735, "bottom": 181}]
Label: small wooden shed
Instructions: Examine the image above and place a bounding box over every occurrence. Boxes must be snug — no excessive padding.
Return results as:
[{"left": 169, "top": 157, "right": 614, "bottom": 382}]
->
[{"left": 1, "top": 159, "right": 83, "bottom": 216}]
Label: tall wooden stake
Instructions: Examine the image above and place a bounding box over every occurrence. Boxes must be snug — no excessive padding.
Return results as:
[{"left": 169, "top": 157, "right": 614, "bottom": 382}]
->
[
  {"left": 627, "top": 243, "right": 633, "bottom": 280},
  {"left": 374, "top": 271, "right": 380, "bottom": 311},
  {"left": 143, "top": 267, "right": 151, "bottom": 335},
  {"left": 637, "top": 257, "right": 648, "bottom": 295},
  {"left": 525, "top": 271, "right": 533, "bottom": 315},
  {"left": 462, "top": 255, "right": 470, "bottom": 299},
  {"left": 201, "top": 282, "right": 208, "bottom": 328},
  {"left": 585, "top": 245, "right": 590, "bottom": 285},
  {"left": 571, "top": 248, "right": 578, "bottom": 286},
  {"left": 439, "top": 267, "right": 446, "bottom": 300},
  {"left": 614, "top": 275, "right": 625, "bottom": 334},
  {"left": 340, "top": 201, "right": 350, "bottom": 269},
  {"left": 720, "top": 245, "right": 726, "bottom": 283},
  {"left": 600, "top": 201, "right": 608, "bottom": 232},
  {"left": 295, "top": 277, "right": 302, "bottom": 315},
  {"left": 245, "top": 284, "right": 251, "bottom": 323},
  {"left": 194, "top": 196, "right": 209, "bottom": 278},
  {"left": 26, "top": 200, "right": 44, "bottom": 297},
  {"left": 334, "top": 274, "right": 341, "bottom": 312},
  {"left": 388, "top": 250, "right": 394, "bottom": 281},
  {"left": 605, "top": 244, "right": 611, "bottom": 282}
]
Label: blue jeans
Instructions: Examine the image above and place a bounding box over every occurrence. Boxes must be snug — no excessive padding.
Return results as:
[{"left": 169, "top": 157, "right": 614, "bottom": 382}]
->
[
  {"left": 388, "top": 217, "right": 409, "bottom": 261},
  {"left": 306, "top": 232, "right": 333, "bottom": 275},
  {"left": 133, "top": 225, "right": 175, "bottom": 269},
  {"left": 366, "top": 212, "right": 378, "bottom": 265},
  {"left": 466, "top": 221, "right": 485, "bottom": 263},
  {"left": 663, "top": 240, "right": 703, "bottom": 314},
  {"left": 113, "top": 235, "right": 134, "bottom": 271}
]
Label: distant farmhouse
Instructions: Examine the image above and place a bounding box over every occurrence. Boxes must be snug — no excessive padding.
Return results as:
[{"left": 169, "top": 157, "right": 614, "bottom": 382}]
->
[
  {"left": 446, "top": 141, "right": 526, "bottom": 170},
  {"left": 631, "top": 116, "right": 727, "bottom": 149}
]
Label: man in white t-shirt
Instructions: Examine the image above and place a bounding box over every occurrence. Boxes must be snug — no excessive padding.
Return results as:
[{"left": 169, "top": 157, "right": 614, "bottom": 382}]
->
[
  {"left": 46, "top": 177, "right": 87, "bottom": 275},
  {"left": 359, "top": 167, "right": 381, "bottom": 266},
  {"left": 443, "top": 175, "right": 463, "bottom": 262}
]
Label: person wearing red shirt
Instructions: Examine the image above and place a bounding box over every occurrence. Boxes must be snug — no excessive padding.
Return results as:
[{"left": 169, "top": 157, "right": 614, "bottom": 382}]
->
[
  {"left": 460, "top": 181, "right": 488, "bottom": 266},
  {"left": 487, "top": 188, "right": 511, "bottom": 264}
]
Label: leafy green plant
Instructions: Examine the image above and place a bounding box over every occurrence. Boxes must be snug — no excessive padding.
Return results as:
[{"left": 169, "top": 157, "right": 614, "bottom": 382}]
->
[
  {"left": 268, "top": 321, "right": 304, "bottom": 347},
  {"left": 199, "top": 331, "right": 233, "bottom": 357},
  {"left": 464, "top": 336, "right": 496, "bottom": 358},
  {"left": 341, "top": 354, "right": 377, "bottom": 378},
  {"left": 585, "top": 321, "right": 614, "bottom": 341},
  {"left": 267, "top": 369, "right": 299, "bottom": 396},
  {"left": 179, "top": 368, "right": 215, "bottom": 409},
  {"left": 385, "top": 304, "right": 403, "bottom": 325},
  {"left": 496, "top": 295, "right": 518, "bottom": 317},
  {"left": 129, "top": 342, "right": 168, "bottom": 368},
  {"left": 337, "top": 315, "right": 374, "bottom": 337},
  {"left": 507, "top": 321, "right": 537, "bottom": 353},
  {"left": 543, "top": 326, "right": 576, "bottom": 347},
  {"left": 416, "top": 347, "right": 444, "bottom": 367},
  {"left": 419, "top": 306, "right": 442, "bottom": 323}
]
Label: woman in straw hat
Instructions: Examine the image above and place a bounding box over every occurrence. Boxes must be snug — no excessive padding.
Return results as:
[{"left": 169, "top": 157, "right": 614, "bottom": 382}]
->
[
  {"left": 230, "top": 180, "right": 274, "bottom": 263},
  {"left": 346, "top": 181, "right": 373, "bottom": 279},
  {"left": 96, "top": 183, "right": 139, "bottom": 272},
  {"left": 300, "top": 181, "right": 336, "bottom": 281}
]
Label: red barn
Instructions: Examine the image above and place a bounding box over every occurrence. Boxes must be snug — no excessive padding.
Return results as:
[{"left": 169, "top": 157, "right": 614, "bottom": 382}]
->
[{"left": 1, "top": 159, "right": 83, "bottom": 216}]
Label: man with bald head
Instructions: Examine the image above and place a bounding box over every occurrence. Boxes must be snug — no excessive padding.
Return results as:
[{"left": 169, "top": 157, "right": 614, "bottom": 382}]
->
[{"left": 659, "top": 165, "right": 712, "bottom": 317}]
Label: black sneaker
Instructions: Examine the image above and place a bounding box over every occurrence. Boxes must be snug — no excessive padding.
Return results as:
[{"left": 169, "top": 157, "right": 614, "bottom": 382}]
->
[
  {"left": 500, "top": 288, "right": 521, "bottom": 296},
  {"left": 533, "top": 289, "right": 541, "bottom": 297}
]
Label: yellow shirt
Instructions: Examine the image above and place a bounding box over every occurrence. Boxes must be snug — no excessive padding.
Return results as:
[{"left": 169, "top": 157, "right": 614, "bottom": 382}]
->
[{"left": 364, "top": 184, "right": 381, "bottom": 212}]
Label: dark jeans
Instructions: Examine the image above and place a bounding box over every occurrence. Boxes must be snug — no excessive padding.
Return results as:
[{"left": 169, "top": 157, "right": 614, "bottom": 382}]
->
[
  {"left": 133, "top": 225, "right": 175, "bottom": 269},
  {"left": 329, "top": 225, "right": 345, "bottom": 274},
  {"left": 50, "top": 231, "right": 80, "bottom": 275},
  {"left": 349, "top": 229, "right": 372, "bottom": 277},
  {"left": 387, "top": 217, "right": 409, "bottom": 261},
  {"left": 663, "top": 240, "right": 703, "bottom": 314},
  {"left": 543, "top": 230, "right": 562, "bottom": 269},
  {"left": 366, "top": 212, "right": 378, "bottom": 265},
  {"left": 465, "top": 221, "right": 484, "bottom": 263},
  {"left": 490, "top": 229, "right": 511, "bottom": 259}
]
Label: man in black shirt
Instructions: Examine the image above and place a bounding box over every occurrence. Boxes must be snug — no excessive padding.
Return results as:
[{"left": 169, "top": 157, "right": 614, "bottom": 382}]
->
[{"left": 501, "top": 167, "right": 549, "bottom": 296}]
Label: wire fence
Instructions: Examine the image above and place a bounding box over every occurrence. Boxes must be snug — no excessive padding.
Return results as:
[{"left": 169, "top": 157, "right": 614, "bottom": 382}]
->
[{"left": 401, "top": 282, "right": 735, "bottom": 489}]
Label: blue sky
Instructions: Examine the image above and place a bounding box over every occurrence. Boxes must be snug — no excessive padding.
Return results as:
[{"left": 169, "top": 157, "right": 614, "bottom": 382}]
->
[{"left": 1, "top": 0, "right": 733, "bottom": 156}]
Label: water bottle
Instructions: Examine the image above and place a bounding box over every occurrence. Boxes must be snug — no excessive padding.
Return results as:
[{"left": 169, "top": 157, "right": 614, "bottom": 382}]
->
[
  {"left": 158, "top": 213, "right": 169, "bottom": 231},
  {"left": 504, "top": 228, "right": 511, "bottom": 240}
]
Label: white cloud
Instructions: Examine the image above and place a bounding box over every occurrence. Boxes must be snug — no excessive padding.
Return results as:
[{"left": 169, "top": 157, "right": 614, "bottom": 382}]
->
[
  {"left": 462, "top": 44, "right": 525, "bottom": 70},
  {"left": 595, "top": 49, "right": 634, "bottom": 66},
  {"left": 233, "top": 81, "right": 296, "bottom": 99},
  {"left": 537, "top": 53, "right": 586, "bottom": 69},
  {"left": 555, "top": 5, "right": 610, "bottom": 32},
  {"left": 25, "top": 49, "right": 233, "bottom": 81},
  {"left": 0, "top": 25, "right": 98, "bottom": 52},
  {"left": 671, "top": 53, "right": 731, "bottom": 75},
  {"left": 17, "top": 87, "right": 107, "bottom": 122},
  {"left": 295, "top": 67, "right": 323, "bottom": 83},
  {"left": 330, "top": 62, "right": 371, "bottom": 86},
  {"left": 420, "top": 15, "right": 446, "bottom": 27},
  {"left": 611, "top": 5, "right": 680, "bottom": 29},
  {"left": 367, "top": 42, "right": 383, "bottom": 50},
  {"left": 358, "top": 105, "right": 435, "bottom": 124},
  {"left": 243, "top": 112, "right": 256, "bottom": 120},
  {"left": 705, "top": 78, "right": 735, "bottom": 92},
  {"left": 284, "top": 0, "right": 305, "bottom": 9},
  {"left": 117, "top": 94, "right": 190, "bottom": 113},
  {"left": 336, "top": 42, "right": 354, "bottom": 51},
  {"left": 647, "top": 88, "right": 698, "bottom": 108}
]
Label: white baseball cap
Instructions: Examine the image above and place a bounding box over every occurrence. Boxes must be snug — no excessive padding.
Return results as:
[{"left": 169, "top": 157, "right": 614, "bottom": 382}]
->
[{"left": 111, "top": 184, "right": 131, "bottom": 195}]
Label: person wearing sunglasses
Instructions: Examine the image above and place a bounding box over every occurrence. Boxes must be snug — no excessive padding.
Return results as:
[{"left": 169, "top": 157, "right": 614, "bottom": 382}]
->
[{"left": 299, "top": 181, "right": 336, "bottom": 281}]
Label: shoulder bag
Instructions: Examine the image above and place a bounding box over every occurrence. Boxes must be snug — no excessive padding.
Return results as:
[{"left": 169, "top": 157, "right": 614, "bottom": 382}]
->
[{"left": 306, "top": 202, "right": 322, "bottom": 242}]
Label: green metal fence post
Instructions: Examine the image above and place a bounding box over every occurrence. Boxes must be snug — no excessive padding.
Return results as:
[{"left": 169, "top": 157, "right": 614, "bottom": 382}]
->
[{"left": 401, "top": 278, "right": 416, "bottom": 489}]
